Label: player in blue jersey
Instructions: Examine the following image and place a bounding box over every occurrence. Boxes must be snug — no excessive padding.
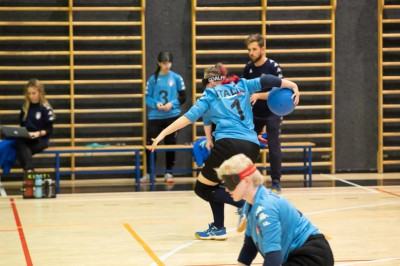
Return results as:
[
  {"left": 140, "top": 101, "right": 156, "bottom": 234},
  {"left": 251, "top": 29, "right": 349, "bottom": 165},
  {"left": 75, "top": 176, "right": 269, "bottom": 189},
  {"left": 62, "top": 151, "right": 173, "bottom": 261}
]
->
[
  {"left": 243, "top": 34, "right": 294, "bottom": 193},
  {"left": 16, "top": 78, "right": 55, "bottom": 172},
  {"left": 141, "top": 51, "right": 186, "bottom": 184},
  {"left": 149, "top": 63, "right": 299, "bottom": 240},
  {"left": 217, "top": 153, "right": 334, "bottom": 266}
]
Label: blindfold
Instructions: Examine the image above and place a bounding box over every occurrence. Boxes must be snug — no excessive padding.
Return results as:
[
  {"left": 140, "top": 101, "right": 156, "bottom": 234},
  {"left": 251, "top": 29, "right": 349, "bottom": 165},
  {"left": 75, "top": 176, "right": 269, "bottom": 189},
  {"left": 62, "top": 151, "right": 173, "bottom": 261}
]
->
[{"left": 221, "top": 164, "right": 257, "bottom": 191}]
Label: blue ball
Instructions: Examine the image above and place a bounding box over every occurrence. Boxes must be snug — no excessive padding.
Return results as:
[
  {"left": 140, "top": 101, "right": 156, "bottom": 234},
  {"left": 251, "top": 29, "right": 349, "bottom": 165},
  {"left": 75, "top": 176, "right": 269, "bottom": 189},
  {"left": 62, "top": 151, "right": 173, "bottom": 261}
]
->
[{"left": 267, "top": 87, "right": 295, "bottom": 116}]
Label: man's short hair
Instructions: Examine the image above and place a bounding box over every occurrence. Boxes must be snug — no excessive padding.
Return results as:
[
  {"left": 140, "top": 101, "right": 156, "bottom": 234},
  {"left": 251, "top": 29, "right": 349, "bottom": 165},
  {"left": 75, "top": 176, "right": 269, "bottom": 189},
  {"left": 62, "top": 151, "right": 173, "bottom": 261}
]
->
[{"left": 245, "top": 33, "right": 265, "bottom": 47}]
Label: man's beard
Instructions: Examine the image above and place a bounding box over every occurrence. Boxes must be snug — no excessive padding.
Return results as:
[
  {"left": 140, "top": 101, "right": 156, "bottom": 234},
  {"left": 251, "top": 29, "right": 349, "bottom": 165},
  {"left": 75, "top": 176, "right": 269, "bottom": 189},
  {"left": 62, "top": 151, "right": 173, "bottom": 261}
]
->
[{"left": 251, "top": 54, "right": 262, "bottom": 63}]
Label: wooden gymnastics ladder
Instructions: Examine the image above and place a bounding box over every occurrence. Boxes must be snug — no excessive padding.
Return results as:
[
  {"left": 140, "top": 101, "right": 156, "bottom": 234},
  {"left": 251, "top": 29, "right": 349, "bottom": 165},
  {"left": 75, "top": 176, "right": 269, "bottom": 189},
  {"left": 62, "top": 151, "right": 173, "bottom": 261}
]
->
[
  {"left": 191, "top": 0, "right": 336, "bottom": 174},
  {"left": 377, "top": 0, "right": 400, "bottom": 172},
  {"left": 0, "top": 1, "right": 146, "bottom": 178}
]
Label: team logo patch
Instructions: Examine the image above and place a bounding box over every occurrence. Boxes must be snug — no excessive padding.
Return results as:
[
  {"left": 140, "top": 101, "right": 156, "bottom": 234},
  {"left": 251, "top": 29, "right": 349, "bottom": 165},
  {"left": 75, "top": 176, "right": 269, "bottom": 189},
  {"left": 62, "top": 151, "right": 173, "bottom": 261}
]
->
[
  {"left": 255, "top": 206, "right": 265, "bottom": 215},
  {"left": 35, "top": 112, "right": 41, "bottom": 120},
  {"left": 258, "top": 212, "right": 268, "bottom": 222},
  {"left": 169, "top": 80, "right": 174, "bottom": 87}
]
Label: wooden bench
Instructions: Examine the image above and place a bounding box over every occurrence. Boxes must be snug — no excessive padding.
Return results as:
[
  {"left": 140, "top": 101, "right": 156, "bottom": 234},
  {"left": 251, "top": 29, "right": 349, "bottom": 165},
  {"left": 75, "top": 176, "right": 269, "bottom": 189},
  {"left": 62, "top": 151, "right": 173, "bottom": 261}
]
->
[
  {"left": 146, "top": 142, "right": 315, "bottom": 187},
  {"left": 145, "top": 145, "right": 198, "bottom": 184},
  {"left": 42, "top": 145, "right": 143, "bottom": 193}
]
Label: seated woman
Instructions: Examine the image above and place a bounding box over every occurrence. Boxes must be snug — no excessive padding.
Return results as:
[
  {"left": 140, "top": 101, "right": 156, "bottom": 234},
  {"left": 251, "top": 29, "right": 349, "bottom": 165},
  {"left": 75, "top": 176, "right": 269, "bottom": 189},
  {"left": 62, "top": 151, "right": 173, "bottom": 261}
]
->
[{"left": 16, "top": 78, "right": 55, "bottom": 173}]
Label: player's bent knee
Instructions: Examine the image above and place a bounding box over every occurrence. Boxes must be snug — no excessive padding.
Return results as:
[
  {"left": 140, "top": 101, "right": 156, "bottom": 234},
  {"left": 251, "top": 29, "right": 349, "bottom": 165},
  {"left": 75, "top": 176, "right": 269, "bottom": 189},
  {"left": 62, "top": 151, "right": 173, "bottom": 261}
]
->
[{"left": 194, "top": 180, "right": 214, "bottom": 202}]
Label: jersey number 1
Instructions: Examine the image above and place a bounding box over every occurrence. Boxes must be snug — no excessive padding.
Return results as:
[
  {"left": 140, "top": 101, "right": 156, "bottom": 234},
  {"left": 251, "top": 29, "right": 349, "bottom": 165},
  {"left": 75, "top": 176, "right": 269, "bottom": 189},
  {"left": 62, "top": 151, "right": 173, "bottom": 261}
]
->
[{"left": 231, "top": 99, "right": 244, "bottom": 120}]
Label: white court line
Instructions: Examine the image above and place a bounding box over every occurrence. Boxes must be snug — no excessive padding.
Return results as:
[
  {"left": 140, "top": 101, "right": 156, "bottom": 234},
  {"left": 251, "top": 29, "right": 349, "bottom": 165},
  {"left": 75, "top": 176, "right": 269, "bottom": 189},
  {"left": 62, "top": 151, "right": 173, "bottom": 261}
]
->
[
  {"left": 0, "top": 190, "right": 376, "bottom": 205},
  {"left": 150, "top": 228, "right": 238, "bottom": 266},
  {"left": 152, "top": 201, "right": 400, "bottom": 265},
  {"left": 305, "top": 201, "right": 399, "bottom": 215},
  {"left": 0, "top": 187, "right": 382, "bottom": 204},
  {"left": 320, "top": 174, "right": 379, "bottom": 193},
  {"left": 153, "top": 240, "right": 199, "bottom": 265},
  {"left": 336, "top": 257, "right": 400, "bottom": 265}
]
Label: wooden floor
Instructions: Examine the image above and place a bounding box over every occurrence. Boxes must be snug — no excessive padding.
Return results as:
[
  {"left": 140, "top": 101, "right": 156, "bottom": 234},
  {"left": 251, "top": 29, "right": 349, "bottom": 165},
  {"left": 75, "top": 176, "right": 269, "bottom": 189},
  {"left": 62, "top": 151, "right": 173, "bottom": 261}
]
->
[{"left": 1, "top": 173, "right": 400, "bottom": 266}]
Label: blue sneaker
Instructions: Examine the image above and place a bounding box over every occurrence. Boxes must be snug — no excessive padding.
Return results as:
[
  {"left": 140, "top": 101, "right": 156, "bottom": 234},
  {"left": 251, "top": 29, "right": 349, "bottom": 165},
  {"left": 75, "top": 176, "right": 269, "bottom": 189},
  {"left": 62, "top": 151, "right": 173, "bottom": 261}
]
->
[
  {"left": 236, "top": 207, "right": 247, "bottom": 232},
  {"left": 271, "top": 180, "right": 281, "bottom": 194},
  {"left": 194, "top": 223, "right": 227, "bottom": 240}
]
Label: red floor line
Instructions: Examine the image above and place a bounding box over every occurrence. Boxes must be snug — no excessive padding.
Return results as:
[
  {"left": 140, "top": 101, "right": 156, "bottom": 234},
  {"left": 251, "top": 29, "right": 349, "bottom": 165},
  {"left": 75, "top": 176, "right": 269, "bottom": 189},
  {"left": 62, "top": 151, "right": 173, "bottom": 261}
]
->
[
  {"left": 9, "top": 198, "right": 33, "bottom": 266},
  {"left": 374, "top": 187, "right": 400, "bottom": 197}
]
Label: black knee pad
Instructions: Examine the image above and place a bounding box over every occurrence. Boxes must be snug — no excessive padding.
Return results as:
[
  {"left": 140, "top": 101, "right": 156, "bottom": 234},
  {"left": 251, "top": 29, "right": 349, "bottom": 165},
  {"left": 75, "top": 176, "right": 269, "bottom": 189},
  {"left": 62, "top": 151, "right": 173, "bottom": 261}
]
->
[{"left": 194, "top": 180, "right": 215, "bottom": 202}]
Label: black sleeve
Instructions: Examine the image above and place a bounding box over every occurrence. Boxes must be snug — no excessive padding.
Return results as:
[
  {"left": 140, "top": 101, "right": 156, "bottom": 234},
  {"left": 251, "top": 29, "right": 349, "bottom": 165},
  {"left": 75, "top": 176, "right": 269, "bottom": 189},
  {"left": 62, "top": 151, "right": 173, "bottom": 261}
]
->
[
  {"left": 178, "top": 90, "right": 186, "bottom": 105},
  {"left": 260, "top": 74, "right": 282, "bottom": 90},
  {"left": 19, "top": 108, "right": 24, "bottom": 127},
  {"left": 42, "top": 106, "right": 55, "bottom": 136},
  {"left": 270, "top": 60, "right": 284, "bottom": 79},
  {"left": 238, "top": 235, "right": 259, "bottom": 265},
  {"left": 263, "top": 250, "right": 282, "bottom": 266},
  {"left": 44, "top": 122, "right": 53, "bottom": 136},
  {"left": 242, "top": 63, "right": 250, "bottom": 79}
]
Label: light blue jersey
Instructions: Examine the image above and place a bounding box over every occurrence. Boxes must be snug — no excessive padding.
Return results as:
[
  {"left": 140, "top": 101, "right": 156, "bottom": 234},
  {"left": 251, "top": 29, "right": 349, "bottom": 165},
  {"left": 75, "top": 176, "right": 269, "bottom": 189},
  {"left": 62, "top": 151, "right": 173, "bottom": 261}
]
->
[
  {"left": 185, "top": 77, "right": 270, "bottom": 145},
  {"left": 145, "top": 71, "right": 185, "bottom": 120},
  {"left": 244, "top": 186, "right": 320, "bottom": 263}
]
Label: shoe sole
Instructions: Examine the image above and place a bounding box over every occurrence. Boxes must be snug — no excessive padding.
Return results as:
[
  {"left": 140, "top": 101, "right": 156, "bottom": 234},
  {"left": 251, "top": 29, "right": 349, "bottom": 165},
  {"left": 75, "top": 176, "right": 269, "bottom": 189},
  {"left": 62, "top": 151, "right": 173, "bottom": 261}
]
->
[
  {"left": 237, "top": 217, "right": 247, "bottom": 233},
  {"left": 272, "top": 189, "right": 281, "bottom": 194},
  {"left": 194, "top": 233, "right": 227, "bottom": 240}
]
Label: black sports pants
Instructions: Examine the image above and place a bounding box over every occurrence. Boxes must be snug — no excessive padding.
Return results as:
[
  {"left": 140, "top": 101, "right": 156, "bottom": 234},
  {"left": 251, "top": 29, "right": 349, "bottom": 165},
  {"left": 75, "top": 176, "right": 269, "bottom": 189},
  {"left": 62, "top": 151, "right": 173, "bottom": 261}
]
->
[
  {"left": 253, "top": 114, "right": 282, "bottom": 181},
  {"left": 16, "top": 138, "right": 49, "bottom": 171},
  {"left": 284, "top": 234, "right": 334, "bottom": 266},
  {"left": 145, "top": 116, "right": 179, "bottom": 173}
]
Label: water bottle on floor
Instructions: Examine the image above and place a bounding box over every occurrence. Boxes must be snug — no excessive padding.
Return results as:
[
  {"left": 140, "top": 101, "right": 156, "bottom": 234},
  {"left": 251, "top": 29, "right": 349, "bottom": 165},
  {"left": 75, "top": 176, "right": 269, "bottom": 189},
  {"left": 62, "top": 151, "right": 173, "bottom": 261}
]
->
[{"left": 34, "top": 174, "right": 42, "bottom": 198}]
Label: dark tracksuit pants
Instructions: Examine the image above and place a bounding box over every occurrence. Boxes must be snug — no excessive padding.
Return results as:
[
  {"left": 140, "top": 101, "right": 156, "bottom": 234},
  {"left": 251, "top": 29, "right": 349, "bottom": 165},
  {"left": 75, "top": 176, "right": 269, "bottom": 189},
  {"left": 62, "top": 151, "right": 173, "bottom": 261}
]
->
[
  {"left": 253, "top": 114, "right": 282, "bottom": 182},
  {"left": 16, "top": 138, "right": 49, "bottom": 171},
  {"left": 145, "top": 116, "right": 179, "bottom": 174}
]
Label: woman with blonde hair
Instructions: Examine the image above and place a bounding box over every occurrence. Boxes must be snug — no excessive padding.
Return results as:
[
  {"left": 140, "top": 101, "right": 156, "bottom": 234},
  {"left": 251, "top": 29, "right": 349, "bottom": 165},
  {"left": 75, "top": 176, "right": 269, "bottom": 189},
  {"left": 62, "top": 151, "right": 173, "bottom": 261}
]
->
[
  {"left": 16, "top": 78, "right": 55, "bottom": 172},
  {"left": 150, "top": 63, "right": 299, "bottom": 240},
  {"left": 217, "top": 153, "right": 334, "bottom": 266}
]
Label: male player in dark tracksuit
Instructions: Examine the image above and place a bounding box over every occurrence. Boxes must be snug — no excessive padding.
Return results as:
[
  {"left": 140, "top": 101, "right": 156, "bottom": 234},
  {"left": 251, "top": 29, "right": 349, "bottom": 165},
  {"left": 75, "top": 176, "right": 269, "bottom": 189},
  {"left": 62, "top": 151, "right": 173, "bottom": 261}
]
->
[{"left": 243, "top": 34, "right": 284, "bottom": 193}]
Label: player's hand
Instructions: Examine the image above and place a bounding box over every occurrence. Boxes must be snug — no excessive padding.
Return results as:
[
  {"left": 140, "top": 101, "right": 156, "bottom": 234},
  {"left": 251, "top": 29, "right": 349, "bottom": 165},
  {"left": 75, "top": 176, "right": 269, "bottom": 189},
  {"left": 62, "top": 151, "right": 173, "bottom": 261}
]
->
[
  {"left": 156, "top": 102, "right": 164, "bottom": 110},
  {"left": 205, "top": 139, "right": 214, "bottom": 150},
  {"left": 149, "top": 132, "right": 165, "bottom": 152},
  {"left": 250, "top": 93, "right": 258, "bottom": 105},
  {"left": 29, "top": 131, "right": 40, "bottom": 139},
  {"left": 291, "top": 87, "right": 300, "bottom": 105},
  {"left": 163, "top": 102, "right": 172, "bottom": 112},
  {"left": 258, "top": 134, "right": 268, "bottom": 145}
]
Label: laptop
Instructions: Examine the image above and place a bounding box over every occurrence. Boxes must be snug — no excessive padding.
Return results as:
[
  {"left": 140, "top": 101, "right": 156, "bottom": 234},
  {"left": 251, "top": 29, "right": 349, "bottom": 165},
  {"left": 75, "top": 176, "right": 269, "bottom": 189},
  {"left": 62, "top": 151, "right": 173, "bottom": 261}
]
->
[{"left": 1, "top": 126, "right": 33, "bottom": 139}]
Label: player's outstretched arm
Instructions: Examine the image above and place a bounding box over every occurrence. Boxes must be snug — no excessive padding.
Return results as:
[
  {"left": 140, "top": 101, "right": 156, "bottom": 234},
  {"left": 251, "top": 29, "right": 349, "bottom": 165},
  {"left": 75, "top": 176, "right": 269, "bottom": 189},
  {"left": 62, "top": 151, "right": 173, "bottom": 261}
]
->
[{"left": 150, "top": 116, "right": 191, "bottom": 151}]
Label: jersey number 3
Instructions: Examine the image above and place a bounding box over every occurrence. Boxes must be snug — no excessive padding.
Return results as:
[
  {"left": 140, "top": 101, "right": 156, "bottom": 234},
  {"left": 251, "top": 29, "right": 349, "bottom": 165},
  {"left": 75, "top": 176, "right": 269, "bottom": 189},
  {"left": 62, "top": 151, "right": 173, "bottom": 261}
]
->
[
  {"left": 160, "top": 90, "right": 168, "bottom": 104},
  {"left": 231, "top": 99, "right": 244, "bottom": 120}
]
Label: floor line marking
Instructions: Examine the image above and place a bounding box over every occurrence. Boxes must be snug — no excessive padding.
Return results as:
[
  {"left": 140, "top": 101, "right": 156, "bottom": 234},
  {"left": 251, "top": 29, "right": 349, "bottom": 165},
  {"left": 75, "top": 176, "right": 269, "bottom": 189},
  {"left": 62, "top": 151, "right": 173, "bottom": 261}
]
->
[
  {"left": 305, "top": 201, "right": 399, "bottom": 215},
  {"left": 123, "top": 223, "right": 165, "bottom": 266},
  {"left": 374, "top": 187, "right": 400, "bottom": 197},
  {"left": 155, "top": 201, "right": 400, "bottom": 262},
  {"left": 336, "top": 257, "right": 400, "bottom": 265},
  {"left": 150, "top": 240, "right": 200, "bottom": 266},
  {"left": 9, "top": 198, "right": 32, "bottom": 266},
  {"left": 150, "top": 228, "right": 239, "bottom": 266},
  {"left": 0, "top": 190, "right": 382, "bottom": 206},
  {"left": 320, "top": 174, "right": 379, "bottom": 193}
]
